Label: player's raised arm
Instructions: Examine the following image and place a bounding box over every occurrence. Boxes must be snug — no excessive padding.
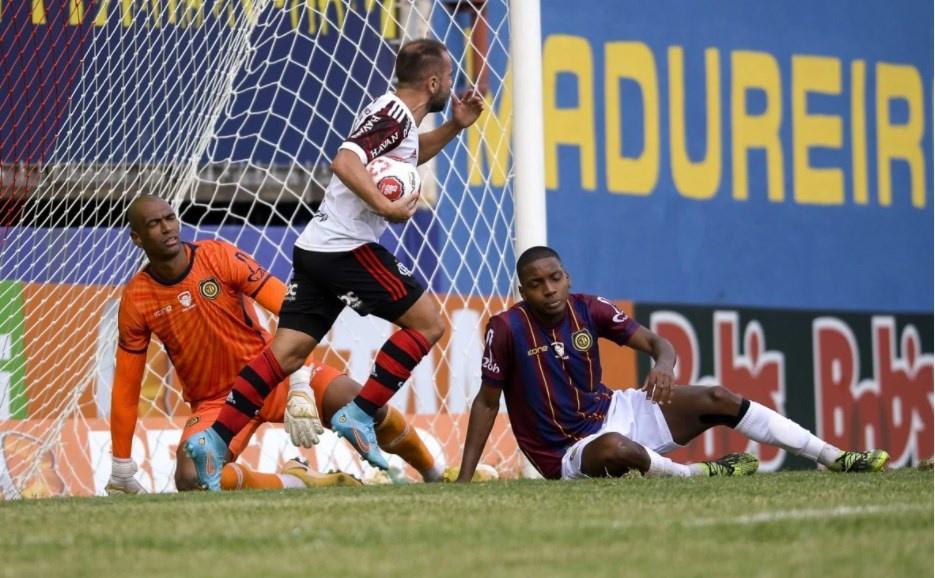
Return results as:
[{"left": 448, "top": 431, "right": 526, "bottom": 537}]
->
[
  {"left": 417, "top": 89, "right": 484, "bottom": 164},
  {"left": 455, "top": 382, "right": 501, "bottom": 483}
]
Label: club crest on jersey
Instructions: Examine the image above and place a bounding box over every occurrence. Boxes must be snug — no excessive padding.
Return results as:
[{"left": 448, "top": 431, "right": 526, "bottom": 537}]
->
[
  {"left": 185, "top": 416, "right": 200, "bottom": 428},
  {"left": 572, "top": 329, "right": 593, "bottom": 352},
  {"left": 177, "top": 291, "right": 194, "bottom": 309},
  {"left": 550, "top": 341, "right": 569, "bottom": 360},
  {"left": 199, "top": 278, "right": 221, "bottom": 300}
]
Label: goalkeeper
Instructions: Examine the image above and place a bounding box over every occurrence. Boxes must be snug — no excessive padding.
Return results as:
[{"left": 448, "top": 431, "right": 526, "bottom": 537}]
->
[{"left": 107, "top": 196, "right": 442, "bottom": 494}]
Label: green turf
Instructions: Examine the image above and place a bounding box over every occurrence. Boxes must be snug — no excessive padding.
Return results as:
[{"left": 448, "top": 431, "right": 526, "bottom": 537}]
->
[{"left": 0, "top": 469, "right": 931, "bottom": 578}]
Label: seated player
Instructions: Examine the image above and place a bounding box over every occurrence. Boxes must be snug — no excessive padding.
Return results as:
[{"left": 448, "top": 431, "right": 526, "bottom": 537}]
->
[
  {"left": 106, "top": 196, "right": 442, "bottom": 494},
  {"left": 455, "top": 246, "right": 889, "bottom": 482}
]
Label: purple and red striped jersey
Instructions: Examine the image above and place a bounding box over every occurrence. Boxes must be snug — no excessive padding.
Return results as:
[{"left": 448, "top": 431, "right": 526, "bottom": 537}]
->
[{"left": 482, "top": 293, "right": 640, "bottom": 479}]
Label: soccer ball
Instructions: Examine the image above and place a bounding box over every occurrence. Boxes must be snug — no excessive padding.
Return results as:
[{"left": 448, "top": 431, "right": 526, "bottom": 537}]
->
[{"left": 366, "top": 156, "right": 420, "bottom": 202}]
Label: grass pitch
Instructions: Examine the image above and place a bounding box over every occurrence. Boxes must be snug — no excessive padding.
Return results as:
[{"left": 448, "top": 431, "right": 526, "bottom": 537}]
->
[{"left": 0, "top": 469, "right": 931, "bottom": 578}]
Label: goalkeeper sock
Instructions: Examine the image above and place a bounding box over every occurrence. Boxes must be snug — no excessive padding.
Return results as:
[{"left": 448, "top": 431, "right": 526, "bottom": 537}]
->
[
  {"left": 220, "top": 463, "right": 304, "bottom": 490},
  {"left": 733, "top": 400, "right": 841, "bottom": 466},
  {"left": 375, "top": 406, "right": 440, "bottom": 481},
  {"left": 213, "top": 349, "right": 286, "bottom": 446},
  {"left": 354, "top": 329, "right": 430, "bottom": 416}
]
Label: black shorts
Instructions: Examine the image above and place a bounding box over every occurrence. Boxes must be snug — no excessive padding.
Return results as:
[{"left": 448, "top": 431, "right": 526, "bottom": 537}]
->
[{"left": 278, "top": 243, "right": 425, "bottom": 341}]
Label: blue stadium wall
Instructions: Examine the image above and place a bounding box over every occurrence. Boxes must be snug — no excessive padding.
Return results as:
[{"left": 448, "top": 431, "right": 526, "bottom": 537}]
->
[{"left": 537, "top": 0, "right": 932, "bottom": 313}]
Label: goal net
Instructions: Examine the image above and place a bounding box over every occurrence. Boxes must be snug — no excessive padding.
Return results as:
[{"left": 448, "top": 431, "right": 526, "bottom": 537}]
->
[{"left": 0, "top": 0, "right": 522, "bottom": 497}]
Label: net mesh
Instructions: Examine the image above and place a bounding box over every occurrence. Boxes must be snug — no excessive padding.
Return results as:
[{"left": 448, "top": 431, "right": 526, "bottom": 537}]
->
[{"left": 0, "top": 0, "right": 520, "bottom": 497}]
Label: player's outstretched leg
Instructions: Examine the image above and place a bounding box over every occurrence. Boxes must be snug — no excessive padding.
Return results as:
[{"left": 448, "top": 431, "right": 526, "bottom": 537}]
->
[
  {"left": 331, "top": 401, "right": 389, "bottom": 470},
  {"left": 660, "top": 386, "right": 890, "bottom": 473},
  {"left": 182, "top": 428, "right": 228, "bottom": 491},
  {"left": 827, "top": 450, "right": 889, "bottom": 473},
  {"left": 281, "top": 458, "right": 363, "bottom": 487},
  {"left": 699, "top": 453, "right": 759, "bottom": 477}
]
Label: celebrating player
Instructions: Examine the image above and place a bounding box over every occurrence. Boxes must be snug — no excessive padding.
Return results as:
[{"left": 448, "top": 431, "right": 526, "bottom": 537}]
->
[
  {"left": 455, "top": 246, "right": 890, "bottom": 482},
  {"left": 106, "top": 196, "right": 441, "bottom": 494},
  {"left": 185, "top": 39, "right": 484, "bottom": 490}
]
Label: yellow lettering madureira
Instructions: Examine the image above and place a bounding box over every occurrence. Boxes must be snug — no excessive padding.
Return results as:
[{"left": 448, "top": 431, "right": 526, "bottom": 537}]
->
[
  {"left": 468, "top": 70, "right": 511, "bottom": 187},
  {"left": 876, "top": 63, "right": 926, "bottom": 208},
  {"left": 792, "top": 55, "right": 843, "bottom": 205},
  {"left": 311, "top": 0, "right": 345, "bottom": 34},
  {"left": 69, "top": 0, "right": 84, "bottom": 24},
  {"left": 543, "top": 34, "right": 596, "bottom": 191},
  {"left": 605, "top": 41, "right": 659, "bottom": 195},
  {"left": 851, "top": 60, "right": 868, "bottom": 204},
  {"left": 669, "top": 46, "right": 721, "bottom": 200},
  {"left": 32, "top": 0, "right": 46, "bottom": 24},
  {"left": 364, "top": 0, "right": 397, "bottom": 39},
  {"left": 731, "top": 50, "right": 784, "bottom": 202}
]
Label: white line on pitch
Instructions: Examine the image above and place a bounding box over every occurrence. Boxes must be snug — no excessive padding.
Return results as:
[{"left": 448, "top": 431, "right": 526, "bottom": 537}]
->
[{"left": 687, "top": 504, "right": 931, "bottom": 527}]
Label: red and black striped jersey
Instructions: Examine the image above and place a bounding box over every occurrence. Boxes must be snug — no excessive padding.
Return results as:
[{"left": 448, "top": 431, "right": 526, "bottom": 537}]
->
[{"left": 297, "top": 92, "right": 419, "bottom": 252}]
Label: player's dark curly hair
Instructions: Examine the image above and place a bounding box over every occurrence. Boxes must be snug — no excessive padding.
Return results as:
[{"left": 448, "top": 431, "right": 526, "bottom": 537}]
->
[
  {"left": 395, "top": 38, "right": 448, "bottom": 86},
  {"left": 516, "top": 246, "right": 562, "bottom": 280}
]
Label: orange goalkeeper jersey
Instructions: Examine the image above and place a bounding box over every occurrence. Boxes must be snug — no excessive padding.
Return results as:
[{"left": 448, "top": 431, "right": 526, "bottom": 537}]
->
[{"left": 117, "top": 240, "right": 282, "bottom": 404}]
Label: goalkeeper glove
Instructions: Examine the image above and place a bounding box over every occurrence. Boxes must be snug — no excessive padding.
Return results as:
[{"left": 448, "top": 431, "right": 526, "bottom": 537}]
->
[
  {"left": 105, "top": 457, "right": 147, "bottom": 495},
  {"left": 284, "top": 366, "right": 325, "bottom": 448}
]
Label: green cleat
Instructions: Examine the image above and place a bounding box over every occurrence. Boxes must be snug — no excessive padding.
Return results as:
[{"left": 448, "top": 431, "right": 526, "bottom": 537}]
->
[
  {"left": 701, "top": 452, "right": 759, "bottom": 477},
  {"left": 828, "top": 449, "right": 889, "bottom": 473}
]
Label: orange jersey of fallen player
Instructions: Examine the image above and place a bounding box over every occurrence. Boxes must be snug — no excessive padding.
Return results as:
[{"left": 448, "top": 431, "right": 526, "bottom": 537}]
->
[{"left": 112, "top": 240, "right": 287, "bottom": 458}]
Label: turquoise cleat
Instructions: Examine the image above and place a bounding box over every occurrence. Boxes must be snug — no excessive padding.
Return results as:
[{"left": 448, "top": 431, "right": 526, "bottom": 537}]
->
[
  {"left": 331, "top": 402, "right": 389, "bottom": 470},
  {"left": 183, "top": 428, "right": 228, "bottom": 491}
]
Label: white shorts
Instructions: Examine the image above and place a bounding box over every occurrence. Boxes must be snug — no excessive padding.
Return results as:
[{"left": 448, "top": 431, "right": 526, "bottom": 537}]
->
[{"left": 561, "top": 388, "right": 682, "bottom": 479}]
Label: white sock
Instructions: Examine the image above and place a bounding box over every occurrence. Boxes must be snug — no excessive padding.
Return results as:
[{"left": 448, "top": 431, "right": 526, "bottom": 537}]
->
[
  {"left": 735, "top": 401, "right": 841, "bottom": 466},
  {"left": 645, "top": 447, "right": 698, "bottom": 477},
  {"left": 279, "top": 474, "right": 306, "bottom": 489}
]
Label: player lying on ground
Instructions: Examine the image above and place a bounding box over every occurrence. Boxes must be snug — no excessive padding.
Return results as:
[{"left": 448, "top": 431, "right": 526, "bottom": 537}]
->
[
  {"left": 455, "top": 246, "right": 889, "bottom": 481},
  {"left": 106, "top": 196, "right": 441, "bottom": 494},
  {"left": 184, "top": 39, "right": 485, "bottom": 490}
]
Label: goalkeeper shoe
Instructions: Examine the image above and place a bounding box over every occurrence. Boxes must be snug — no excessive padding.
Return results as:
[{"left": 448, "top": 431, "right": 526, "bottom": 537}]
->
[
  {"left": 331, "top": 401, "right": 389, "bottom": 470},
  {"left": 828, "top": 449, "right": 889, "bottom": 473},
  {"left": 282, "top": 458, "right": 362, "bottom": 488},
  {"left": 700, "top": 452, "right": 759, "bottom": 477},
  {"left": 183, "top": 428, "right": 228, "bottom": 491}
]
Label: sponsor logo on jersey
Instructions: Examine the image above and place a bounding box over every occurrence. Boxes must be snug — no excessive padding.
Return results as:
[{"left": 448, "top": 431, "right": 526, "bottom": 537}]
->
[
  {"left": 154, "top": 304, "right": 173, "bottom": 318},
  {"left": 551, "top": 341, "right": 569, "bottom": 360},
  {"left": 185, "top": 416, "right": 200, "bottom": 428},
  {"left": 284, "top": 282, "right": 298, "bottom": 302},
  {"left": 397, "top": 261, "right": 412, "bottom": 277},
  {"left": 597, "top": 296, "right": 629, "bottom": 324},
  {"left": 572, "top": 329, "right": 593, "bottom": 352},
  {"left": 177, "top": 291, "right": 194, "bottom": 309},
  {"left": 199, "top": 278, "right": 221, "bottom": 300},
  {"left": 338, "top": 291, "right": 363, "bottom": 311},
  {"left": 527, "top": 345, "right": 549, "bottom": 356}
]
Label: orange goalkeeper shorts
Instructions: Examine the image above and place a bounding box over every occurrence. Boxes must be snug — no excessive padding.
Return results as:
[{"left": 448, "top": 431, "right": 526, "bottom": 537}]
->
[{"left": 180, "top": 363, "right": 343, "bottom": 459}]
